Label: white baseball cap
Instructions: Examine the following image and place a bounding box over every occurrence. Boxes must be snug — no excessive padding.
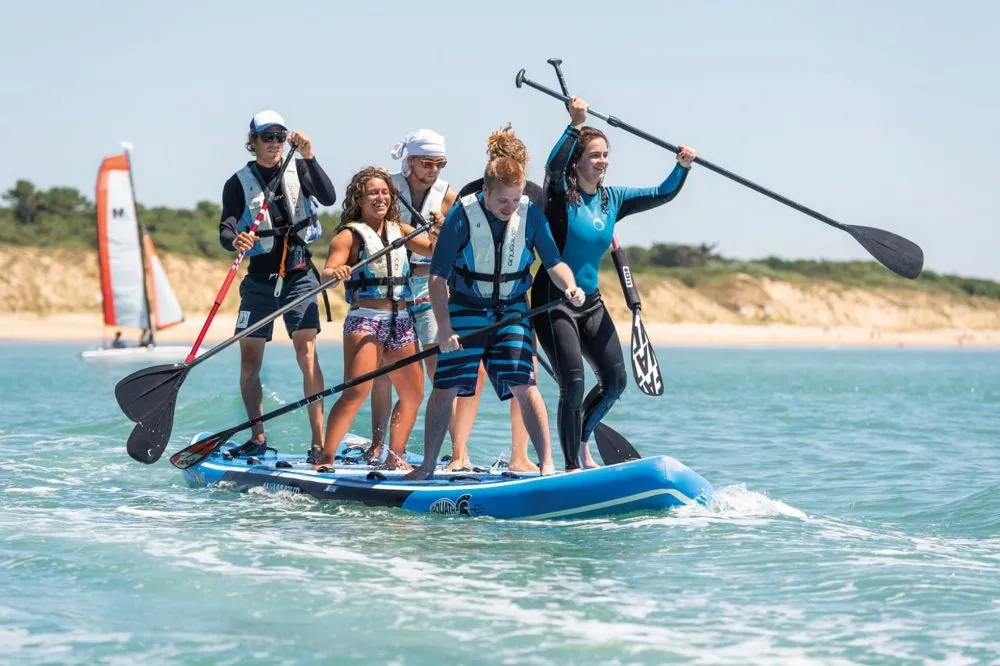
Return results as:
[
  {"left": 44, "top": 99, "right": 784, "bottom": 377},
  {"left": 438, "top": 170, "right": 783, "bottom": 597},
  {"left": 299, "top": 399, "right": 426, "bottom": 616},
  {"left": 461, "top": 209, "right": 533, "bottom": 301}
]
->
[{"left": 249, "top": 109, "right": 287, "bottom": 133}]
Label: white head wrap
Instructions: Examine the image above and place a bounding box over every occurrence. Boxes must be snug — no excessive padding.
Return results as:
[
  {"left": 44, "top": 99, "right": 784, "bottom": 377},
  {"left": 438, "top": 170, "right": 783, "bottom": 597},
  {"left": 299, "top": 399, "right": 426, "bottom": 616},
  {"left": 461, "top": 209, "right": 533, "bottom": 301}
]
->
[{"left": 390, "top": 129, "right": 446, "bottom": 176}]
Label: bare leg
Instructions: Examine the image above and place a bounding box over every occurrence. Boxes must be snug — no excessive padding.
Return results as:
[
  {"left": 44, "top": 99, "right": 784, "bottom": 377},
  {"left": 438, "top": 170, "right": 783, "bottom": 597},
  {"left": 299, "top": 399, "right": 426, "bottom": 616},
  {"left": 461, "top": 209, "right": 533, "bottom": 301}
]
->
[
  {"left": 509, "top": 384, "right": 555, "bottom": 476},
  {"left": 381, "top": 341, "right": 425, "bottom": 470},
  {"left": 580, "top": 443, "right": 600, "bottom": 469},
  {"left": 291, "top": 329, "right": 324, "bottom": 449},
  {"left": 239, "top": 338, "right": 267, "bottom": 444},
  {"left": 402, "top": 386, "right": 457, "bottom": 480},
  {"left": 368, "top": 372, "right": 392, "bottom": 462},
  {"left": 315, "top": 333, "right": 379, "bottom": 468},
  {"left": 508, "top": 357, "right": 538, "bottom": 472},
  {"left": 448, "top": 362, "right": 485, "bottom": 471}
]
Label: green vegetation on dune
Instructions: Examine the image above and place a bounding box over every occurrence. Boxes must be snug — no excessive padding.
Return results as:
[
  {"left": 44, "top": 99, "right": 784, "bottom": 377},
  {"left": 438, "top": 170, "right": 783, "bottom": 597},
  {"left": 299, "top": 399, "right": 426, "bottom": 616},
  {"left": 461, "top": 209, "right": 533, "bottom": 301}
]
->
[
  {"left": 598, "top": 243, "right": 1000, "bottom": 300},
  {"left": 3, "top": 178, "right": 998, "bottom": 301}
]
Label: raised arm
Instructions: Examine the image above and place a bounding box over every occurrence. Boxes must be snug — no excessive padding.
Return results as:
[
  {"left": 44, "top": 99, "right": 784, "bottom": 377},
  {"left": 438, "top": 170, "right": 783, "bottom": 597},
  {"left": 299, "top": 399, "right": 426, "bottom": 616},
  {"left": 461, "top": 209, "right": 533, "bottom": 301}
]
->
[
  {"left": 545, "top": 96, "right": 590, "bottom": 194},
  {"left": 614, "top": 146, "right": 697, "bottom": 221}
]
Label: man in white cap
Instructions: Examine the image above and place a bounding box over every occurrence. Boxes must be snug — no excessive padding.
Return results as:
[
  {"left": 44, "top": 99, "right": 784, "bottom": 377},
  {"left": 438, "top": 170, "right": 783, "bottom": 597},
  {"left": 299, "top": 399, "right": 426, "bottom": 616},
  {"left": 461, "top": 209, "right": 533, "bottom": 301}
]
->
[
  {"left": 218, "top": 109, "right": 338, "bottom": 460},
  {"left": 363, "top": 129, "right": 458, "bottom": 463}
]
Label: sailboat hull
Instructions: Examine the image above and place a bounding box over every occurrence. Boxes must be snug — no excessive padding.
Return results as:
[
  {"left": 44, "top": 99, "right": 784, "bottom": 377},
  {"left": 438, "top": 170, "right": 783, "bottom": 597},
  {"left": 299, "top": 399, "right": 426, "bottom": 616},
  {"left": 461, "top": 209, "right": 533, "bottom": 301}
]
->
[{"left": 80, "top": 345, "right": 202, "bottom": 362}]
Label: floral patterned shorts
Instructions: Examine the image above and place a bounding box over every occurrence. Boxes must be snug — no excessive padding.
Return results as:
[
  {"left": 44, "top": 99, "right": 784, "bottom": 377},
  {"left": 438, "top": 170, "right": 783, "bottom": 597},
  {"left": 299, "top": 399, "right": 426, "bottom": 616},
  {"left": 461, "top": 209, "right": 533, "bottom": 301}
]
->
[{"left": 343, "top": 308, "right": 416, "bottom": 352}]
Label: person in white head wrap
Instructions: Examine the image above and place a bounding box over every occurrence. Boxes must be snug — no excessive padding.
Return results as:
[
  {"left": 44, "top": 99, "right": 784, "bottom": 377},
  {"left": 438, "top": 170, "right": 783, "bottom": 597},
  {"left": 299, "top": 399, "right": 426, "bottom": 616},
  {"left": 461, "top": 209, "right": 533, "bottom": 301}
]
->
[
  {"left": 363, "top": 129, "right": 459, "bottom": 465},
  {"left": 390, "top": 129, "right": 448, "bottom": 176}
]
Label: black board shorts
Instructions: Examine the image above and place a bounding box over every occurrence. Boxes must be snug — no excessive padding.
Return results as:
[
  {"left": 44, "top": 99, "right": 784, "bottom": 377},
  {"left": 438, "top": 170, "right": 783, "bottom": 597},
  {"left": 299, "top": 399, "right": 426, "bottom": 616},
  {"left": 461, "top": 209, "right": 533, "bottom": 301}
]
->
[{"left": 235, "top": 270, "right": 321, "bottom": 341}]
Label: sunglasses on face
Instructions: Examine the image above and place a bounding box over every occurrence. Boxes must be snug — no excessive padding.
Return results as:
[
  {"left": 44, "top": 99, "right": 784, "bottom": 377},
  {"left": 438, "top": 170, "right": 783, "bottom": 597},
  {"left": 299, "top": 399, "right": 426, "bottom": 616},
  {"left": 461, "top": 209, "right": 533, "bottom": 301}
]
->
[
  {"left": 257, "top": 132, "right": 287, "bottom": 144},
  {"left": 416, "top": 158, "right": 447, "bottom": 170}
]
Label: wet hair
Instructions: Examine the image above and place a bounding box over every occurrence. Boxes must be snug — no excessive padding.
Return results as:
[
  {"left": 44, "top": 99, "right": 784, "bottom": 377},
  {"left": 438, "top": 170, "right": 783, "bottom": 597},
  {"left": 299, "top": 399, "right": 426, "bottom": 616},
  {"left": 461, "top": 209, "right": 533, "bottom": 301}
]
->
[
  {"left": 486, "top": 123, "right": 528, "bottom": 169},
  {"left": 565, "top": 126, "right": 609, "bottom": 214},
  {"left": 339, "top": 166, "right": 401, "bottom": 228},
  {"left": 483, "top": 157, "right": 526, "bottom": 190}
]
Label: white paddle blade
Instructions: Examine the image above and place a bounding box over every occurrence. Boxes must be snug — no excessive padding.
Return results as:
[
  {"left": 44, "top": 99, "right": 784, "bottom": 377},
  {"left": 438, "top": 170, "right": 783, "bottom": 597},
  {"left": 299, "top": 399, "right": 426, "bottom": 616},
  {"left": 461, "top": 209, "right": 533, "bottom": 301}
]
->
[{"left": 630, "top": 310, "right": 663, "bottom": 396}]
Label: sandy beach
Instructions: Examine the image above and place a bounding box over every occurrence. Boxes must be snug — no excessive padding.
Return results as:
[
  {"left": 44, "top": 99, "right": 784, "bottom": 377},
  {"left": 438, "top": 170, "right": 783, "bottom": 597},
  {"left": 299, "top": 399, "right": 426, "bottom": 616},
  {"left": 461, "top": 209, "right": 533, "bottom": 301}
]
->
[{"left": 2, "top": 312, "right": 997, "bottom": 349}]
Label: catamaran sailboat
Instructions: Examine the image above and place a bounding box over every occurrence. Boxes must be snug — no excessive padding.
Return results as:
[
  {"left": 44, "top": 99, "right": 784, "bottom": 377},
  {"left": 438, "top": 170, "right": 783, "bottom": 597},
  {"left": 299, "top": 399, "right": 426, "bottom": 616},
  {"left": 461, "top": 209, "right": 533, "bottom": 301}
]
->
[{"left": 81, "top": 144, "right": 196, "bottom": 361}]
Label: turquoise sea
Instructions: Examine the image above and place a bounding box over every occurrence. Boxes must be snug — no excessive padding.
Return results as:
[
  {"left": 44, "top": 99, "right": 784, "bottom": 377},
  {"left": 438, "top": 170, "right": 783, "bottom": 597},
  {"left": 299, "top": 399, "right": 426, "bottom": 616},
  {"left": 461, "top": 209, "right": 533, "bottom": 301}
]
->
[{"left": 1, "top": 342, "right": 998, "bottom": 665}]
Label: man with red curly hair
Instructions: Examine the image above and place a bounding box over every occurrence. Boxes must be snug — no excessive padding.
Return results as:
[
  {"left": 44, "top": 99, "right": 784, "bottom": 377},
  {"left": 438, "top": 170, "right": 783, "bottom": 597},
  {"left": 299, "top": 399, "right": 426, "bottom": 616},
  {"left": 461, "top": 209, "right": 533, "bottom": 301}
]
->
[{"left": 403, "top": 157, "right": 585, "bottom": 480}]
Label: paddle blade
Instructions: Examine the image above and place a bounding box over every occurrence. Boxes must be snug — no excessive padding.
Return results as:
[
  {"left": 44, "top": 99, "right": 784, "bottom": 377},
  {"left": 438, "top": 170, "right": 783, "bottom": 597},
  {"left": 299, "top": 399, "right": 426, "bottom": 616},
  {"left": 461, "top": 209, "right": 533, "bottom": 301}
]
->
[
  {"left": 115, "top": 363, "right": 188, "bottom": 422},
  {"left": 170, "top": 432, "right": 228, "bottom": 470},
  {"left": 125, "top": 398, "right": 177, "bottom": 464},
  {"left": 629, "top": 310, "right": 663, "bottom": 396},
  {"left": 846, "top": 225, "right": 924, "bottom": 279},
  {"left": 594, "top": 423, "right": 641, "bottom": 465}
]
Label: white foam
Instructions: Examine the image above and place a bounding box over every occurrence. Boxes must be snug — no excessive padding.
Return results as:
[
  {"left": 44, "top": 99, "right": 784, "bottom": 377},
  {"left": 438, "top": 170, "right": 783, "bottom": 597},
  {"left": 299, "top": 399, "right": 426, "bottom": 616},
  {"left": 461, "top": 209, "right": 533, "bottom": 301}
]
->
[{"left": 4, "top": 486, "right": 58, "bottom": 495}]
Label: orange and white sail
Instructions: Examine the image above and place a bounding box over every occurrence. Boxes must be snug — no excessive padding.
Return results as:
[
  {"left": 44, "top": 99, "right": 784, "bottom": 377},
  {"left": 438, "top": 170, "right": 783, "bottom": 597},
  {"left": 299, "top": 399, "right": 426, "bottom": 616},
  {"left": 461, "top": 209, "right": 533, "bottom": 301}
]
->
[
  {"left": 96, "top": 154, "right": 148, "bottom": 330},
  {"left": 95, "top": 147, "right": 185, "bottom": 334},
  {"left": 143, "top": 233, "right": 184, "bottom": 330}
]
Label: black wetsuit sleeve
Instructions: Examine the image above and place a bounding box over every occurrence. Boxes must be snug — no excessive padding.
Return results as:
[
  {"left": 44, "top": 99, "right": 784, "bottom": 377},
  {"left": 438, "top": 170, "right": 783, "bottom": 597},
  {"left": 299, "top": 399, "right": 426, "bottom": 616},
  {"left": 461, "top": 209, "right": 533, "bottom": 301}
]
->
[
  {"left": 544, "top": 126, "right": 581, "bottom": 193},
  {"left": 525, "top": 180, "right": 544, "bottom": 208},
  {"left": 219, "top": 175, "right": 245, "bottom": 251},
  {"left": 296, "top": 158, "right": 337, "bottom": 206}
]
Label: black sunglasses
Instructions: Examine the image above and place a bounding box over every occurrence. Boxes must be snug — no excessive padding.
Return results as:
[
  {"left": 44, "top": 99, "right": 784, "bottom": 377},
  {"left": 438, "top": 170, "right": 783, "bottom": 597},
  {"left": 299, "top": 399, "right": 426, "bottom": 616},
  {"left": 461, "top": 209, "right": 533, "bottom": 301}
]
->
[{"left": 257, "top": 131, "right": 287, "bottom": 144}]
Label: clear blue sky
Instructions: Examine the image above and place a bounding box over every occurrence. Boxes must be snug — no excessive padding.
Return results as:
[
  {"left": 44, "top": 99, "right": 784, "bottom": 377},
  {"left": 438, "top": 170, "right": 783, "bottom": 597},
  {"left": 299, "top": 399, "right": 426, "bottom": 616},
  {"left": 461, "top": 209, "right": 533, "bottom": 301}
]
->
[{"left": 3, "top": 0, "right": 997, "bottom": 279}]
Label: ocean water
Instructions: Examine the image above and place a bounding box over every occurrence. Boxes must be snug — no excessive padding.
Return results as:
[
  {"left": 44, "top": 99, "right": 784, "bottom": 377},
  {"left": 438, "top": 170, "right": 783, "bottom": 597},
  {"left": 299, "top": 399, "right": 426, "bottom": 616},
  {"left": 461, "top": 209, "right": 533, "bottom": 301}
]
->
[{"left": 1, "top": 341, "right": 998, "bottom": 665}]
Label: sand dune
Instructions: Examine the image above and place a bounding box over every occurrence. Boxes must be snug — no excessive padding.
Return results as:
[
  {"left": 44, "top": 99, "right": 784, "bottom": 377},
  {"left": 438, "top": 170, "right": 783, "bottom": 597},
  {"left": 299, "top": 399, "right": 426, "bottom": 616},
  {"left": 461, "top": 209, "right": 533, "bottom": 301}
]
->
[{"left": 2, "top": 247, "right": 998, "bottom": 347}]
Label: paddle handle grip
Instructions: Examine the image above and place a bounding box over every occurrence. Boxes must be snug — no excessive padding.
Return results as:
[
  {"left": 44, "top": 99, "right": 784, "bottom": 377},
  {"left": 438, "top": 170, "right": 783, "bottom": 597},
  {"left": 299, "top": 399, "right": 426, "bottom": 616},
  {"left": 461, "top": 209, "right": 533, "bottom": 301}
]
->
[
  {"left": 184, "top": 147, "right": 297, "bottom": 363},
  {"left": 611, "top": 245, "right": 641, "bottom": 311}
]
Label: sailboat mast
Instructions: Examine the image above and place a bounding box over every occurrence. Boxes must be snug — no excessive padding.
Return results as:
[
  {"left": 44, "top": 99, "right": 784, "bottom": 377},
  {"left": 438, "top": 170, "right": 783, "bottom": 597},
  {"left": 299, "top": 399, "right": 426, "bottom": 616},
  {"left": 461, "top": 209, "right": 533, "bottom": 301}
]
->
[{"left": 122, "top": 142, "right": 155, "bottom": 347}]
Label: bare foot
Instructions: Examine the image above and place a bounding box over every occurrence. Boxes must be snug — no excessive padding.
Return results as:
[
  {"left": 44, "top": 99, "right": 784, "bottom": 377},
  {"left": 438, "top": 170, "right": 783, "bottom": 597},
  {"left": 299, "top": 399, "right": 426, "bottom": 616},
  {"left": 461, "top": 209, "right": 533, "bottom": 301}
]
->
[
  {"left": 445, "top": 457, "right": 473, "bottom": 472},
  {"left": 312, "top": 460, "right": 334, "bottom": 472},
  {"left": 581, "top": 448, "right": 601, "bottom": 469},
  {"left": 379, "top": 450, "right": 412, "bottom": 471},
  {"left": 508, "top": 458, "right": 540, "bottom": 473},
  {"left": 362, "top": 445, "right": 383, "bottom": 464},
  {"left": 539, "top": 461, "right": 556, "bottom": 476},
  {"left": 402, "top": 466, "right": 434, "bottom": 481}
]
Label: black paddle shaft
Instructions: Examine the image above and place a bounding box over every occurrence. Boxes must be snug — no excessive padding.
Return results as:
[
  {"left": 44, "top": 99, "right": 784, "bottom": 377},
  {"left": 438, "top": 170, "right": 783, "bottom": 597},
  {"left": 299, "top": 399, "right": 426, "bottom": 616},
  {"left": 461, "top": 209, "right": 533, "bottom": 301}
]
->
[
  {"left": 545, "top": 58, "right": 642, "bottom": 312},
  {"left": 171, "top": 298, "right": 567, "bottom": 469},
  {"left": 117, "top": 193, "right": 440, "bottom": 463},
  {"left": 515, "top": 69, "right": 924, "bottom": 279},
  {"left": 188, "top": 196, "right": 432, "bottom": 369}
]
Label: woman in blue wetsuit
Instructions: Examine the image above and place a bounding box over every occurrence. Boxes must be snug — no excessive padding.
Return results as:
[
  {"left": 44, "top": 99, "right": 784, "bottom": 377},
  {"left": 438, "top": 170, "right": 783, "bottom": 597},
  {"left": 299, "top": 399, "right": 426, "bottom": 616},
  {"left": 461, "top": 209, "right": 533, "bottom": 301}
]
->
[{"left": 532, "top": 96, "right": 697, "bottom": 470}]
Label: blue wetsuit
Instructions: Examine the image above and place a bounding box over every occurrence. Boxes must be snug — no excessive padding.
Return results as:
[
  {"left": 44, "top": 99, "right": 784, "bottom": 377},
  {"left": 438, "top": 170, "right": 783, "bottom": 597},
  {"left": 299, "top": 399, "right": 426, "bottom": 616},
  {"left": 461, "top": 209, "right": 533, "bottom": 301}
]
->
[{"left": 532, "top": 125, "right": 691, "bottom": 469}]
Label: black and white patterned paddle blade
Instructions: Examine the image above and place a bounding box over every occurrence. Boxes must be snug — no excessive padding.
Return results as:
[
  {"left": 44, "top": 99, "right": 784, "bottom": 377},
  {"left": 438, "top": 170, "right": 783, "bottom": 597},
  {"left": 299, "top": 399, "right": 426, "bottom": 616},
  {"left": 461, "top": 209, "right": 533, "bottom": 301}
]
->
[{"left": 630, "top": 309, "right": 663, "bottom": 396}]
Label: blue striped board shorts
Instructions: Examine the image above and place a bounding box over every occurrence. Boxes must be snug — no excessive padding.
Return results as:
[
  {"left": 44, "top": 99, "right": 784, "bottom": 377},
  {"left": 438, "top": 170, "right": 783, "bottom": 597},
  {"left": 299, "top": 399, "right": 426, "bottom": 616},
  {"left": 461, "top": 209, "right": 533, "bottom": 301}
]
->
[{"left": 433, "top": 299, "right": 535, "bottom": 400}]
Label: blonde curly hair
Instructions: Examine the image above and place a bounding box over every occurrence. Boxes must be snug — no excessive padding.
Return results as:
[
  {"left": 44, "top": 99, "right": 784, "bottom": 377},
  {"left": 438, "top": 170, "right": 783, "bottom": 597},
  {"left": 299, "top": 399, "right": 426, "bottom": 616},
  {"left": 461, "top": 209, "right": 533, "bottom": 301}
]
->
[{"left": 486, "top": 122, "right": 529, "bottom": 169}]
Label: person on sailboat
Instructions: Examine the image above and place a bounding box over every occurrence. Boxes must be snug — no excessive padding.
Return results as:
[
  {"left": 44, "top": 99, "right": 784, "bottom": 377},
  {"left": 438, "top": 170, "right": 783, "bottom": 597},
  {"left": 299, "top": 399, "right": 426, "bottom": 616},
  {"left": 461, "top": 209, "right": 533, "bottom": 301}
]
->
[
  {"left": 311, "top": 167, "right": 436, "bottom": 471},
  {"left": 364, "top": 130, "right": 457, "bottom": 464},
  {"left": 219, "top": 110, "right": 338, "bottom": 458},
  {"left": 403, "top": 157, "right": 585, "bottom": 481},
  {"left": 446, "top": 123, "right": 544, "bottom": 473},
  {"left": 111, "top": 330, "right": 126, "bottom": 349},
  {"left": 533, "top": 96, "right": 696, "bottom": 471}
]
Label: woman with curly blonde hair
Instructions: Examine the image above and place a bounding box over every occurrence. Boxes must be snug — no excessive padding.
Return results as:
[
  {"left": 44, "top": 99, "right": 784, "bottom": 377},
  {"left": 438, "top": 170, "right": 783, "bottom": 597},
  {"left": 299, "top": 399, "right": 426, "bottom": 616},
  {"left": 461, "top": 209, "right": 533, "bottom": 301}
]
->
[{"left": 311, "top": 167, "right": 435, "bottom": 470}]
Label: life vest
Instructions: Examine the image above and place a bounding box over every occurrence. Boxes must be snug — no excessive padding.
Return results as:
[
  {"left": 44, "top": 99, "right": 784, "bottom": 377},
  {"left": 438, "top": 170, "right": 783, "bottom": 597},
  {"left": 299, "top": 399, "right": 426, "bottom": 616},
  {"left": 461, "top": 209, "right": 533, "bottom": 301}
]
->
[
  {"left": 235, "top": 162, "right": 322, "bottom": 256},
  {"left": 343, "top": 221, "right": 411, "bottom": 304},
  {"left": 453, "top": 194, "right": 532, "bottom": 304},
  {"left": 390, "top": 172, "right": 448, "bottom": 267}
]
